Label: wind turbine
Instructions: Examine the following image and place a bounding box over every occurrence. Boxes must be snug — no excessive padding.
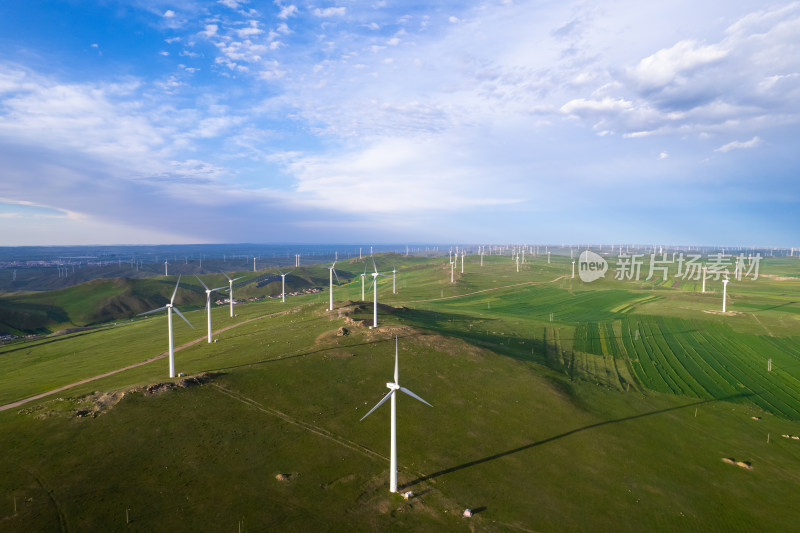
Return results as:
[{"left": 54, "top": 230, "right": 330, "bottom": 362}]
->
[
  {"left": 360, "top": 337, "right": 432, "bottom": 493},
  {"left": 222, "top": 272, "right": 244, "bottom": 317},
  {"left": 279, "top": 269, "right": 293, "bottom": 303},
  {"left": 195, "top": 275, "right": 227, "bottom": 343},
  {"left": 368, "top": 258, "right": 389, "bottom": 327},
  {"left": 391, "top": 266, "right": 397, "bottom": 294},
  {"left": 328, "top": 261, "right": 340, "bottom": 311},
  {"left": 164, "top": 259, "right": 169, "bottom": 276},
  {"left": 138, "top": 275, "right": 194, "bottom": 378}
]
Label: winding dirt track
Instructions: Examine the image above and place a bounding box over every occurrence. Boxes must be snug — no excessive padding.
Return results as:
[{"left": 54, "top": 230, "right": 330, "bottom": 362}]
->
[
  {"left": 0, "top": 308, "right": 296, "bottom": 412},
  {"left": 1, "top": 275, "right": 567, "bottom": 413}
]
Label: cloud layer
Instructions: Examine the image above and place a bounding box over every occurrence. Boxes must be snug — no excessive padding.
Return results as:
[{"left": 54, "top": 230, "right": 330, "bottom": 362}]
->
[{"left": 0, "top": 0, "right": 798, "bottom": 245}]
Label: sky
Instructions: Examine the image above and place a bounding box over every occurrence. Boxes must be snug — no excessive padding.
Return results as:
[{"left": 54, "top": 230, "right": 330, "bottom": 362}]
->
[{"left": 0, "top": 0, "right": 798, "bottom": 246}]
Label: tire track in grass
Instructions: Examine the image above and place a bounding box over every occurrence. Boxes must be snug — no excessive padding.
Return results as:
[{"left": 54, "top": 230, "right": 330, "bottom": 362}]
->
[
  {"left": 654, "top": 317, "right": 708, "bottom": 398},
  {"left": 211, "top": 383, "right": 389, "bottom": 463},
  {"left": 707, "top": 326, "right": 800, "bottom": 418},
  {"left": 401, "top": 276, "right": 567, "bottom": 304},
  {"left": 642, "top": 319, "right": 695, "bottom": 396},
  {"left": 637, "top": 319, "right": 680, "bottom": 394},
  {"left": 695, "top": 327, "right": 788, "bottom": 416}
]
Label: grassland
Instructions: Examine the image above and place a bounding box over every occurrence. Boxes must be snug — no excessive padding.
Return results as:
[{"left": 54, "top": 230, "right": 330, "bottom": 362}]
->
[{"left": 1, "top": 251, "right": 799, "bottom": 531}]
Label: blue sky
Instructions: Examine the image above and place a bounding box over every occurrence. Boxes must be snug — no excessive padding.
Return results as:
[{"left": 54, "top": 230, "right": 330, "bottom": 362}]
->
[{"left": 0, "top": 0, "right": 798, "bottom": 246}]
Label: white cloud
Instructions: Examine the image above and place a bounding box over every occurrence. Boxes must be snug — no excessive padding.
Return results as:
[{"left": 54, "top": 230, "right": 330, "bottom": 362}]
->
[
  {"left": 313, "top": 7, "right": 346, "bottom": 17},
  {"left": 237, "top": 20, "right": 263, "bottom": 38},
  {"left": 281, "top": 136, "right": 521, "bottom": 214},
  {"left": 278, "top": 4, "right": 298, "bottom": 19},
  {"left": 163, "top": 9, "right": 175, "bottom": 18},
  {"left": 715, "top": 136, "right": 762, "bottom": 152},
  {"left": 626, "top": 39, "right": 728, "bottom": 90},
  {"left": 201, "top": 24, "right": 219, "bottom": 37},
  {"left": 219, "top": 0, "right": 245, "bottom": 9}
]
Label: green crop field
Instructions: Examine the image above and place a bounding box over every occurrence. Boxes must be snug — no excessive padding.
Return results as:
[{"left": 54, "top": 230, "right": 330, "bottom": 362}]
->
[{"left": 1, "top": 251, "right": 799, "bottom": 531}]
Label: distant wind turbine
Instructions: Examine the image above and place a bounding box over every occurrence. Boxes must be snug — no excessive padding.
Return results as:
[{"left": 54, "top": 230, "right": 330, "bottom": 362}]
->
[
  {"left": 195, "top": 275, "right": 227, "bottom": 343},
  {"left": 164, "top": 260, "right": 169, "bottom": 276},
  {"left": 360, "top": 337, "right": 432, "bottom": 493},
  {"left": 138, "top": 275, "right": 194, "bottom": 378},
  {"left": 222, "top": 272, "right": 244, "bottom": 317},
  {"left": 391, "top": 266, "right": 397, "bottom": 294}
]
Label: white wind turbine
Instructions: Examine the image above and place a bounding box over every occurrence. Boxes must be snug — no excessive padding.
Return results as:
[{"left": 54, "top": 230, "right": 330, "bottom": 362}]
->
[
  {"left": 279, "top": 269, "right": 293, "bottom": 303},
  {"left": 328, "top": 261, "right": 340, "bottom": 311},
  {"left": 360, "top": 337, "right": 432, "bottom": 493},
  {"left": 164, "top": 259, "right": 169, "bottom": 276},
  {"left": 222, "top": 272, "right": 244, "bottom": 318},
  {"left": 368, "top": 258, "right": 389, "bottom": 327},
  {"left": 195, "top": 275, "right": 227, "bottom": 343},
  {"left": 391, "top": 266, "right": 397, "bottom": 294},
  {"left": 138, "top": 275, "right": 194, "bottom": 378}
]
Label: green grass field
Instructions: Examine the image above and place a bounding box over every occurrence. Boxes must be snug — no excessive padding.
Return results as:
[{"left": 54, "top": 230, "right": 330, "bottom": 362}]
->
[{"left": 1, "top": 252, "right": 799, "bottom": 531}]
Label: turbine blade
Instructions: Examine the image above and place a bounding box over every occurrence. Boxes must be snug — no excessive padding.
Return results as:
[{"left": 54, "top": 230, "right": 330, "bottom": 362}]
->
[
  {"left": 173, "top": 307, "right": 194, "bottom": 329},
  {"left": 372, "top": 257, "right": 378, "bottom": 273},
  {"left": 333, "top": 268, "right": 340, "bottom": 284},
  {"left": 232, "top": 276, "right": 244, "bottom": 282},
  {"left": 400, "top": 387, "right": 432, "bottom": 407},
  {"left": 221, "top": 271, "right": 232, "bottom": 281},
  {"left": 360, "top": 390, "right": 394, "bottom": 421},
  {"left": 211, "top": 286, "right": 227, "bottom": 292},
  {"left": 194, "top": 275, "right": 209, "bottom": 291},
  {"left": 137, "top": 305, "right": 168, "bottom": 316},
  {"left": 170, "top": 275, "right": 182, "bottom": 304},
  {"left": 367, "top": 277, "right": 376, "bottom": 290}
]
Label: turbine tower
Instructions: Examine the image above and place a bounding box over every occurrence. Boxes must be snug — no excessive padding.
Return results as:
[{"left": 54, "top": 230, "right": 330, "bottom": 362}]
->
[
  {"left": 138, "top": 275, "right": 194, "bottom": 378},
  {"left": 328, "top": 261, "right": 339, "bottom": 311},
  {"left": 701, "top": 266, "right": 707, "bottom": 293},
  {"left": 368, "top": 258, "right": 389, "bottom": 327},
  {"left": 360, "top": 337, "right": 432, "bottom": 493},
  {"left": 195, "top": 275, "right": 227, "bottom": 343},
  {"left": 360, "top": 265, "right": 367, "bottom": 301},
  {"left": 222, "top": 272, "right": 244, "bottom": 318},
  {"left": 722, "top": 277, "right": 729, "bottom": 312},
  {"left": 392, "top": 266, "right": 397, "bottom": 294},
  {"left": 164, "top": 260, "right": 169, "bottom": 276},
  {"left": 279, "top": 269, "right": 293, "bottom": 303}
]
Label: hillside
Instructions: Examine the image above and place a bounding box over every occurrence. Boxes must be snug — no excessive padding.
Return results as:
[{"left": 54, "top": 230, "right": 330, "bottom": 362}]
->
[{"left": 1, "top": 252, "right": 799, "bottom": 531}]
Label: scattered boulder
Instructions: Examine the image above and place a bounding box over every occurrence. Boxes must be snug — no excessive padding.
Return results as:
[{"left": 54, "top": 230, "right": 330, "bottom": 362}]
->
[
  {"left": 275, "top": 473, "right": 290, "bottom": 481},
  {"left": 337, "top": 327, "right": 349, "bottom": 337}
]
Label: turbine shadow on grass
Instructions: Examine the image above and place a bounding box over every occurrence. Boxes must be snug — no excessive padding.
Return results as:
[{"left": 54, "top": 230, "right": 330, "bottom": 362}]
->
[{"left": 400, "top": 392, "right": 752, "bottom": 490}]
